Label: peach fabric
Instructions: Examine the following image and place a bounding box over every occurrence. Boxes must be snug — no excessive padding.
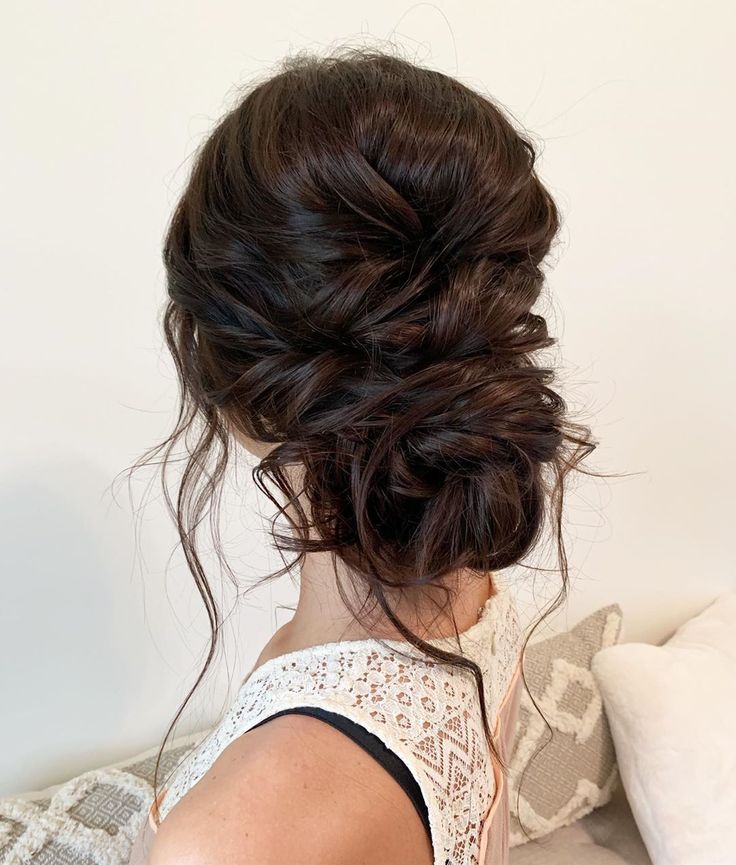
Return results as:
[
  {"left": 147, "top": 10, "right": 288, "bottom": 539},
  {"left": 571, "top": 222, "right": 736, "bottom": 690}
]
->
[
  {"left": 126, "top": 791, "right": 161, "bottom": 865},
  {"left": 478, "top": 656, "right": 524, "bottom": 865},
  {"left": 127, "top": 813, "right": 153, "bottom": 865}
]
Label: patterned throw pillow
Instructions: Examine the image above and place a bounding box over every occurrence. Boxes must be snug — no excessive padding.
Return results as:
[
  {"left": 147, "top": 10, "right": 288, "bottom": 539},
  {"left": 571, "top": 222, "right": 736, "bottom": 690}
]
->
[
  {"left": 508, "top": 603, "right": 623, "bottom": 847},
  {"left": 0, "top": 733, "right": 202, "bottom": 865}
]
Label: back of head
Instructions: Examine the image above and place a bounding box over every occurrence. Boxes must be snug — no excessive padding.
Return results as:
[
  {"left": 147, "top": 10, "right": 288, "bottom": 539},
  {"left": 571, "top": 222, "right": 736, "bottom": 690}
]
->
[
  {"left": 134, "top": 45, "right": 604, "bottom": 809},
  {"left": 161, "top": 47, "right": 592, "bottom": 603}
]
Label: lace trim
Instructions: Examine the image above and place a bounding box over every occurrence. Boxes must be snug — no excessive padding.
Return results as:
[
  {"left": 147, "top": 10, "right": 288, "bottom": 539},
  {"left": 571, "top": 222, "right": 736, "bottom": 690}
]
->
[{"left": 159, "top": 587, "right": 523, "bottom": 865}]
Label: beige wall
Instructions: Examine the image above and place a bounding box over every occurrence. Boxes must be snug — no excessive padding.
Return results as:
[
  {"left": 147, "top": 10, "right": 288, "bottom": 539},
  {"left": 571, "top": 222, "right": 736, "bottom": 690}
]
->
[{"left": 1, "top": 1, "right": 734, "bottom": 796}]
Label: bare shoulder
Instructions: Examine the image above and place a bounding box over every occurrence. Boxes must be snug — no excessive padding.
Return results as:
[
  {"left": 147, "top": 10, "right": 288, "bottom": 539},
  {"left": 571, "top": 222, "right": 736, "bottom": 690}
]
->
[{"left": 149, "top": 712, "right": 433, "bottom": 865}]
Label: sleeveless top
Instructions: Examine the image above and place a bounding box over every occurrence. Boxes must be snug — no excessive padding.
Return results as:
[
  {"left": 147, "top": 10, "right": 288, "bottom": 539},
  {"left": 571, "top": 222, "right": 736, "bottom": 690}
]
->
[{"left": 128, "top": 585, "right": 525, "bottom": 865}]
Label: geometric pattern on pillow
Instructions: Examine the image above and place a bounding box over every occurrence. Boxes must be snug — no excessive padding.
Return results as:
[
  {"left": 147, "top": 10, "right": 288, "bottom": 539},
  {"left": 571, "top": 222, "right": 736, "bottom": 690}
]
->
[
  {"left": 508, "top": 603, "right": 623, "bottom": 847},
  {"left": 0, "top": 738, "right": 198, "bottom": 865}
]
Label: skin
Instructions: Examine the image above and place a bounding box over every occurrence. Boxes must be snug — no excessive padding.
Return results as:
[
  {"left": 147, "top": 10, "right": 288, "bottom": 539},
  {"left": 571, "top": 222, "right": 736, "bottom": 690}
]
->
[
  {"left": 150, "top": 714, "right": 434, "bottom": 865},
  {"left": 150, "top": 426, "right": 496, "bottom": 864}
]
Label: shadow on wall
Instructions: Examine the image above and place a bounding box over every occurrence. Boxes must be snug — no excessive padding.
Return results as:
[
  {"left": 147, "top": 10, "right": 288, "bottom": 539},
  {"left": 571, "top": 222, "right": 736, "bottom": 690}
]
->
[{"left": 0, "top": 457, "right": 150, "bottom": 796}]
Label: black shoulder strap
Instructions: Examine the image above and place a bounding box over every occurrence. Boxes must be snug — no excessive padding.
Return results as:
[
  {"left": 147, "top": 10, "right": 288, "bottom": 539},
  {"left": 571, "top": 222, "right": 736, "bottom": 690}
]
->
[{"left": 249, "top": 706, "right": 431, "bottom": 839}]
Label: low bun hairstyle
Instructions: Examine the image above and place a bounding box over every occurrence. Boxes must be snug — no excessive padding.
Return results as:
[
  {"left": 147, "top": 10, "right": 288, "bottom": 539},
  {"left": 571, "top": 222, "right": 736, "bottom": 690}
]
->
[{"left": 129, "top": 46, "right": 606, "bottom": 828}]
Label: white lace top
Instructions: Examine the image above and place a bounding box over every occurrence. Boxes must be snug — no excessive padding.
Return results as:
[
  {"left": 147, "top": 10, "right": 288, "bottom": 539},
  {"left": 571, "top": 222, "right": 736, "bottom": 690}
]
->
[{"left": 155, "top": 586, "right": 524, "bottom": 865}]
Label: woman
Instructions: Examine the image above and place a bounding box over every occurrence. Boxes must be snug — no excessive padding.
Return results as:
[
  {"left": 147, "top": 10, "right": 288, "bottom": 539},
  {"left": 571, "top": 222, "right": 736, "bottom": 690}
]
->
[{"left": 128, "top": 47, "right": 596, "bottom": 865}]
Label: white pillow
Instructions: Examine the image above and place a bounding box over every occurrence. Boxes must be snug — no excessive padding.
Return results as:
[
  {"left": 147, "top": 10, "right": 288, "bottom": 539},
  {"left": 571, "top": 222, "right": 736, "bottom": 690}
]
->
[{"left": 591, "top": 592, "right": 736, "bottom": 865}]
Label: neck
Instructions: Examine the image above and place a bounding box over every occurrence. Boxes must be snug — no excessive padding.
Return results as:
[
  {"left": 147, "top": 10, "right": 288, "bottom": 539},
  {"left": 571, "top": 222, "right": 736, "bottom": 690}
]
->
[
  {"left": 262, "top": 549, "right": 497, "bottom": 663},
  {"left": 252, "top": 462, "right": 498, "bottom": 665},
  {"left": 301, "top": 551, "right": 495, "bottom": 636}
]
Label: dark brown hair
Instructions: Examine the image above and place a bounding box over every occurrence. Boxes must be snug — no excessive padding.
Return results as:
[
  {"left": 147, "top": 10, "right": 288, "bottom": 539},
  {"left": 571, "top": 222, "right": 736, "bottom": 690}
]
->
[{"left": 127, "top": 45, "right": 611, "bottom": 834}]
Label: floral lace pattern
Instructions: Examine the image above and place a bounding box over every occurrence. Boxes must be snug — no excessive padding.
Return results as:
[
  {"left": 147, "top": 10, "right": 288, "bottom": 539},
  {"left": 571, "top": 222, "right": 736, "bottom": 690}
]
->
[{"left": 159, "top": 588, "right": 524, "bottom": 865}]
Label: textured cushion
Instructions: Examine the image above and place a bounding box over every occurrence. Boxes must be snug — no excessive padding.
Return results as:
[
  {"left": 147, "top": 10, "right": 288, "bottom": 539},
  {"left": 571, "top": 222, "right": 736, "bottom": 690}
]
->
[
  {"left": 592, "top": 592, "right": 736, "bottom": 865},
  {"left": 0, "top": 733, "right": 201, "bottom": 865},
  {"left": 510, "top": 784, "right": 652, "bottom": 865},
  {"left": 508, "top": 603, "right": 623, "bottom": 846}
]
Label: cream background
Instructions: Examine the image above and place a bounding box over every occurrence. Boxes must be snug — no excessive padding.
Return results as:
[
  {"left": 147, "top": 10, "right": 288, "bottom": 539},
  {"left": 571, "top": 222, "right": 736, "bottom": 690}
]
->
[{"left": 1, "top": 1, "right": 734, "bottom": 795}]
